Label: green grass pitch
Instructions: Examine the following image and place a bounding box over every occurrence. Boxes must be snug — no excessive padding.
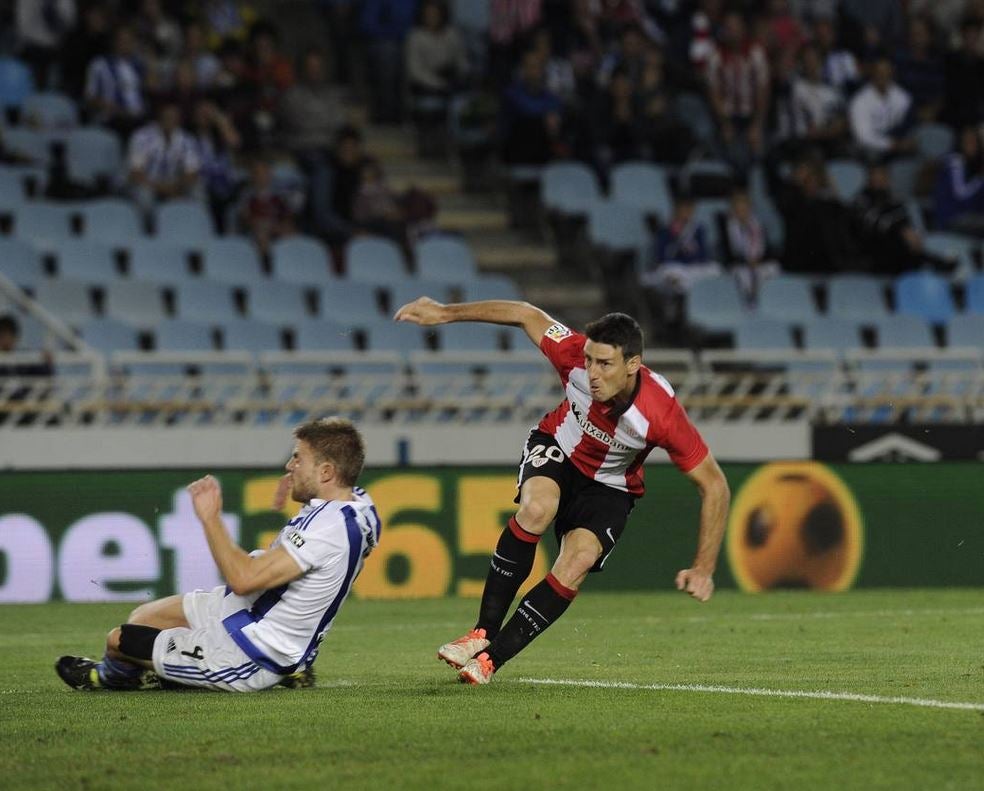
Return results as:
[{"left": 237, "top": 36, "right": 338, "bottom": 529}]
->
[{"left": 2, "top": 589, "right": 982, "bottom": 790}]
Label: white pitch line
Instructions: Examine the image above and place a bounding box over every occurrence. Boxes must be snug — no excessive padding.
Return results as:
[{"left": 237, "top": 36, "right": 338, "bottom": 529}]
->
[{"left": 515, "top": 678, "right": 984, "bottom": 712}]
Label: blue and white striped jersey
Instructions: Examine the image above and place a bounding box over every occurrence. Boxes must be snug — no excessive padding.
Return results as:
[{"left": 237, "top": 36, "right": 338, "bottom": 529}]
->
[{"left": 221, "top": 487, "right": 381, "bottom": 674}]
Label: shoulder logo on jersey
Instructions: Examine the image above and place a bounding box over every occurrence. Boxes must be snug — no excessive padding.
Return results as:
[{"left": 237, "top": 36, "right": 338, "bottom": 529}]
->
[
  {"left": 287, "top": 530, "right": 306, "bottom": 549},
  {"left": 544, "top": 323, "right": 573, "bottom": 342}
]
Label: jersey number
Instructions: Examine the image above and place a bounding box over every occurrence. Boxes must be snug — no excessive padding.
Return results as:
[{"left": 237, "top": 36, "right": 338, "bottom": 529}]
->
[{"left": 527, "top": 444, "right": 564, "bottom": 468}]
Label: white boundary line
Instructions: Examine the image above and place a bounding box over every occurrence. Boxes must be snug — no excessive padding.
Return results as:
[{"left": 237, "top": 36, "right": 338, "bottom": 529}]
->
[{"left": 515, "top": 678, "right": 984, "bottom": 712}]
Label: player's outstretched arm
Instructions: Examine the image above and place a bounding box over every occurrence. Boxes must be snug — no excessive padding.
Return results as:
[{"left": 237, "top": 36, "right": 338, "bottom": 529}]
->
[
  {"left": 675, "top": 452, "right": 730, "bottom": 602},
  {"left": 394, "top": 296, "right": 556, "bottom": 346}
]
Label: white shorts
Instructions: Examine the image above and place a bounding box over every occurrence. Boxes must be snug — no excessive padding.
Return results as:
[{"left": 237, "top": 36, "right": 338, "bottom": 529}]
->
[{"left": 151, "top": 586, "right": 284, "bottom": 693}]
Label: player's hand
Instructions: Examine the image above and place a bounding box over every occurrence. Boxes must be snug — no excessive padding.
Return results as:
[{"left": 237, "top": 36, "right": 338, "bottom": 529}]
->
[
  {"left": 675, "top": 568, "right": 714, "bottom": 602},
  {"left": 272, "top": 473, "right": 291, "bottom": 510},
  {"left": 187, "top": 474, "right": 223, "bottom": 524},
  {"left": 394, "top": 296, "right": 448, "bottom": 325}
]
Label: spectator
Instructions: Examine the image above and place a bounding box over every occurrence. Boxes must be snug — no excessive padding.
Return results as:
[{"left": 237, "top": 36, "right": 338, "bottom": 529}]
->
[
  {"left": 942, "top": 15, "right": 984, "bottom": 131},
  {"left": 85, "top": 25, "right": 147, "bottom": 138},
  {"left": 237, "top": 156, "right": 297, "bottom": 254},
  {"left": 762, "top": 0, "right": 805, "bottom": 62},
  {"left": 706, "top": 11, "right": 770, "bottom": 174},
  {"left": 785, "top": 43, "right": 847, "bottom": 154},
  {"left": 241, "top": 21, "right": 295, "bottom": 146},
  {"left": 488, "top": 0, "right": 543, "bottom": 88},
  {"left": 406, "top": 0, "right": 469, "bottom": 100},
  {"left": 352, "top": 157, "right": 409, "bottom": 244},
  {"left": 529, "top": 27, "right": 576, "bottom": 107},
  {"left": 894, "top": 14, "right": 945, "bottom": 123},
  {"left": 281, "top": 49, "right": 346, "bottom": 238},
  {"left": 812, "top": 16, "right": 859, "bottom": 96},
  {"left": 60, "top": 2, "right": 111, "bottom": 101},
  {"left": 934, "top": 126, "right": 984, "bottom": 235},
  {"left": 500, "top": 49, "right": 565, "bottom": 165},
  {"left": 127, "top": 102, "right": 202, "bottom": 220},
  {"left": 597, "top": 24, "right": 649, "bottom": 88},
  {"left": 636, "top": 43, "right": 695, "bottom": 164},
  {"left": 182, "top": 21, "right": 222, "bottom": 90},
  {"left": 133, "top": 0, "right": 183, "bottom": 85},
  {"left": 360, "top": 0, "right": 417, "bottom": 124},
  {"left": 15, "top": 0, "right": 76, "bottom": 90},
  {"left": 153, "top": 58, "right": 205, "bottom": 122},
  {"left": 331, "top": 125, "right": 368, "bottom": 232},
  {"left": 852, "top": 163, "right": 928, "bottom": 274},
  {"left": 565, "top": 0, "right": 604, "bottom": 95},
  {"left": 189, "top": 100, "right": 241, "bottom": 233},
  {"left": 590, "top": 68, "right": 645, "bottom": 166},
  {"left": 848, "top": 56, "right": 915, "bottom": 161},
  {"left": 640, "top": 195, "right": 723, "bottom": 298},
  {"left": 723, "top": 188, "right": 781, "bottom": 305},
  {"left": 840, "top": 0, "right": 906, "bottom": 57}
]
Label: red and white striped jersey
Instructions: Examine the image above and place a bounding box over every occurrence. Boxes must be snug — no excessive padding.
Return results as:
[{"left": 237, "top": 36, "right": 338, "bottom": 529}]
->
[{"left": 536, "top": 323, "right": 708, "bottom": 496}]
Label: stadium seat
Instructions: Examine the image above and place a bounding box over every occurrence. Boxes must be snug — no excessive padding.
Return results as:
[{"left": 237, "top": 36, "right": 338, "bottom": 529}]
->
[
  {"left": 318, "top": 281, "right": 383, "bottom": 324},
  {"left": 0, "top": 163, "right": 46, "bottom": 199},
  {"left": 14, "top": 314, "right": 47, "bottom": 350},
  {"left": 0, "top": 168, "right": 28, "bottom": 211},
  {"left": 127, "top": 240, "right": 191, "bottom": 285},
  {"left": 922, "top": 232, "right": 976, "bottom": 271},
  {"left": 346, "top": 236, "right": 408, "bottom": 285},
  {"left": 103, "top": 281, "right": 167, "bottom": 327},
  {"left": 502, "top": 326, "right": 534, "bottom": 351},
  {"left": 801, "top": 319, "right": 862, "bottom": 353},
  {"left": 14, "top": 203, "right": 76, "bottom": 249},
  {"left": 686, "top": 276, "right": 747, "bottom": 333},
  {"left": 437, "top": 323, "right": 504, "bottom": 351},
  {"left": 153, "top": 318, "right": 215, "bottom": 351},
  {"left": 363, "top": 321, "right": 428, "bottom": 354},
  {"left": 52, "top": 240, "right": 119, "bottom": 284},
  {"left": 587, "top": 201, "right": 649, "bottom": 254},
  {"left": 672, "top": 92, "right": 715, "bottom": 145},
  {"left": 415, "top": 236, "right": 478, "bottom": 282},
  {"left": 174, "top": 280, "right": 239, "bottom": 321},
  {"left": 388, "top": 280, "right": 454, "bottom": 313},
  {"left": 965, "top": 274, "right": 984, "bottom": 314},
  {"left": 220, "top": 318, "right": 284, "bottom": 351},
  {"left": 246, "top": 282, "right": 311, "bottom": 324},
  {"left": 21, "top": 92, "right": 78, "bottom": 130},
  {"left": 874, "top": 315, "right": 935, "bottom": 348},
  {"left": 947, "top": 313, "right": 984, "bottom": 347},
  {"left": 201, "top": 237, "right": 263, "bottom": 284},
  {"left": 66, "top": 127, "right": 123, "bottom": 185},
  {"left": 81, "top": 199, "right": 144, "bottom": 244},
  {"left": 913, "top": 124, "right": 954, "bottom": 160},
  {"left": 828, "top": 159, "right": 866, "bottom": 202},
  {"left": 541, "top": 161, "right": 600, "bottom": 216},
  {"left": 157, "top": 200, "right": 215, "bottom": 243},
  {"left": 748, "top": 165, "right": 785, "bottom": 247},
  {"left": 0, "top": 57, "right": 34, "bottom": 109},
  {"left": 887, "top": 158, "right": 921, "bottom": 200},
  {"left": 734, "top": 318, "right": 794, "bottom": 350},
  {"left": 756, "top": 276, "right": 818, "bottom": 322},
  {"left": 691, "top": 199, "right": 730, "bottom": 259},
  {"left": 78, "top": 317, "right": 140, "bottom": 352},
  {"left": 826, "top": 274, "right": 889, "bottom": 322},
  {"left": 610, "top": 162, "right": 673, "bottom": 224},
  {"left": 3, "top": 127, "right": 54, "bottom": 165},
  {"left": 894, "top": 271, "right": 955, "bottom": 325},
  {"left": 34, "top": 279, "right": 96, "bottom": 324},
  {"left": 292, "top": 319, "right": 358, "bottom": 352},
  {"left": 462, "top": 274, "right": 522, "bottom": 302},
  {"left": 0, "top": 239, "right": 44, "bottom": 289},
  {"left": 270, "top": 236, "right": 332, "bottom": 284}
]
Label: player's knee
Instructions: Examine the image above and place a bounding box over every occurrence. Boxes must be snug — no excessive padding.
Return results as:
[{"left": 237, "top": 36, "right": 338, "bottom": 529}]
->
[
  {"left": 571, "top": 547, "right": 601, "bottom": 574},
  {"left": 106, "top": 626, "right": 122, "bottom": 653},
  {"left": 516, "top": 499, "right": 555, "bottom": 532}
]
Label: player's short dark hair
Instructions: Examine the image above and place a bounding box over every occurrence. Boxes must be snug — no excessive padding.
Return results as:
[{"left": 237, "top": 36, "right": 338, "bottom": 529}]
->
[
  {"left": 294, "top": 417, "right": 366, "bottom": 487},
  {"left": 584, "top": 313, "right": 643, "bottom": 361}
]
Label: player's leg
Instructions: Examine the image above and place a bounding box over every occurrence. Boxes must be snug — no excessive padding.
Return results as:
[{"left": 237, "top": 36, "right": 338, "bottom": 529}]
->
[{"left": 127, "top": 594, "right": 191, "bottom": 630}]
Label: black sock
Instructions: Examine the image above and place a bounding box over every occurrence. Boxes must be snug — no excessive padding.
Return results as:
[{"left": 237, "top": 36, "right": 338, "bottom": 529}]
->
[
  {"left": 486, "top": 573, "right": 577, "bottom": 669},
  {"left": 475, "top": 517, "right": 539, "bottom": 640}
]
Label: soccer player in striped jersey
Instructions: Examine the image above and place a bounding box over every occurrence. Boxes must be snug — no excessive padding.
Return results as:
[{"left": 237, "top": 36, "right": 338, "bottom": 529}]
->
[
  {"left": 55, "top": 417, "right": 381, "bottom": 693},
  {"left": 395, "top": 298, "right": 730, "bottom": 685}
]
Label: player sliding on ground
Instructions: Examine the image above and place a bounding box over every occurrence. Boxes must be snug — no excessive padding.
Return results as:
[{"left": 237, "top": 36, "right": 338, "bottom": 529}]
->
[
  {"left": 55, "top": 417, "right": 381, "bottom": 693},
  {"left": 395, "top": 298, "right": 730, "bottom": 685}
]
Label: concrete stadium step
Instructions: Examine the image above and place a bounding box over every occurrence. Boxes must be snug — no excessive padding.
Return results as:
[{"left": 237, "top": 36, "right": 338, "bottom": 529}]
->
[{"left": 437, "top": 208, "right": 509, "bottom": 233}]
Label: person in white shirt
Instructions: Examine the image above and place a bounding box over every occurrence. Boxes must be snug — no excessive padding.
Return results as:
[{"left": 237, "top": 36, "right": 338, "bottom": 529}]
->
[
  {"left": 55, "top": 417, "right": 382, "bottom": 693},
  {"left": 848, "top": 57, "right": 916, "bottom": 160},
  {"left": 791, "top": 44, "right": 847, "bottom": 149},
  {"left": 127, "top": 101, "right": 202, "bottom": 218},
  {"left": 85, "top": 26, "right": 146, "bottom": 136}
]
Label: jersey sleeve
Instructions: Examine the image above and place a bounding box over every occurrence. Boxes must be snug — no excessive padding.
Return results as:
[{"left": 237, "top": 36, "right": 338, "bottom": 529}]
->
[
  {"left": 538, "top": 324, "right": 585, "bottom": 381},
  {"left": 278, "top": 516, "right": 347, "bottom": 573},
  {"left": 654, "top": 397, "right": 709, "bottom": 473}
]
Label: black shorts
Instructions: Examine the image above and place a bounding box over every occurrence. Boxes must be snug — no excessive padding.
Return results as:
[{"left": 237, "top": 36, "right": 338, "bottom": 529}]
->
[{"left": 515, "top": 429, "right": 636, "bottom": 572}]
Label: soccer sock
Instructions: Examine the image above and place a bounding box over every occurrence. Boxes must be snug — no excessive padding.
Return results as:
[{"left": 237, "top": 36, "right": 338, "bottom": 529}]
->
[
  {"left": 475, "top": 516, "right": 540, "bottom": 640},
  {"left": 96, "top": 654, "right": 143, "bottom": 688},
  {"left": 485, "top": 573, "right": 577, "bottom": 669}
]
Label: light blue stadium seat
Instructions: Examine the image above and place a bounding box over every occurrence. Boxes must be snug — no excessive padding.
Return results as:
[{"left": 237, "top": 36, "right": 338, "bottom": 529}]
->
[
  {"left": 415, "top": 236, "right": 477, "bottom": 282},
  {"left": 53, "top": 240, "right": 119, "bottom": 284},
  {"left": 220, "top": 318, "right": 284, "bottom": 351},
  {"left": 734, "top": 318, "right": 794, "bottom": 350},
  {"left": 801, "top": 319, "right": 862, "bottom": 352},
  {"left": 270, "top": 236, "right": 332, "bottom": 284},
  {"left": 757, "top": 276, "right": 817, "bottom": 322},
  {"left": 388, "top": 280, "right": 454, "bottom": 313},
  {"left": 686, "top": 276, "right": 747, "bottom": 333},
  {"left": 437, "top": 323, "right": 504, "bottom": 351},
  {"left": 894, "top": 271, "right": 955, "bottom": 325},
  {"left": 913, "top": 124, "right": 954, "bottom": 160},
  {"left": 672, "top": 92, "right": 715, "bottom": 145},
  {"left": 246, "top": 282, "right": 310, "bottom": 324},
  {"left": 610, "top": 161, "right": 673, "bottom": 224},
  {"left": 201, "top": 237, "right": 263, "bottom": 284},
  {"left": 462, "top": 274, "right": 522, "bottom": 302},
  {"left": 947, "top": 313, "right": 984, "bottom": 347},
  {"left": 587, "top": 200, "right": 649, "bottom": 254},
  {"left": 318, "top": 281, "right": 383, "bottom": 323},
  {"left": 965, "top": 274, "right": 984, "bottom": 314},
  {"left": 81, "top": 199, "right": 143, "bottom": 244},
  {"left": 66, "top": 127, "right": 123, "bottom": 185},
  {"left": 174, "top": 280, "right": 239, "bottom": 321},
  {"left": 153, "top": 319, "right": 215, "bottom": 351},
  {"left": 22, "top": 92, "right": 78, "bottom": 130},
  {"left": 0, "top": 57, "right": 34, "bottom": 109},
  {"left": 157, "top": 200, "right": 215, "bottom": 243},
  {"left": 541, "top": 161, "right": 601, "bottom": 216},
  {"left": 34, "top": 279, "right": 95, "bottom": 324},
  {"left": 0, "top": 164, "right": 46, "bottom": 200},
  {"left": 922, "top": 232, "right": 976, "bottom": 271},
  {"left": 828, "top": 159, "right": 866, "bottom": 202},
  {"left": 363, "top": 321, "right": 428, "bottom": 354},
  {"left": 3, "top": 127, "right": 54, "bottom": 165},
  {"left": 827, "top": 274, "right": 889, "bottom": 321},
  {"left": 78, "top": 317, "right": 140, "bottom": 352},
  {"left": 874, "top": 315, "right": 935, "bottom": 348},
  {"left": 452, "top": 0, "right": 489, "bottom": 30},
  {"left": 748, "top": 165, "right": 785, "bottom": 248},
  {"left": 888, "top": 157, "right": 921, "bottom": 200},
  {"left": 0, "top": 239, "right": 44, "bottom": 289},
  {"left": 14, "top": 314, "right": 47, "bottom": 349},
  {"left": 502, "top": 326, "right": 534, "bottom": 351},
  {"left": 346, "top": 236, "right": 408, "bottom": 285},
  {"left": 128, "top": 240, "right": 191, "bottom": 285},
  {"left": 292, "top": 319, "right": 358, "bottom": 352},
  {"left": 103, "top": 281, "right": 167, "bottom": 327},
  {"left": 15, "top": 203, "right": 75, "bottom": 249}
]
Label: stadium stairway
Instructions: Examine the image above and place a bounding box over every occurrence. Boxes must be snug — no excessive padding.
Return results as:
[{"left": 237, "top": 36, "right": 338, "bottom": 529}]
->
[{"left": 362, "top": 124, "right": 607, "bottom": 328}]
